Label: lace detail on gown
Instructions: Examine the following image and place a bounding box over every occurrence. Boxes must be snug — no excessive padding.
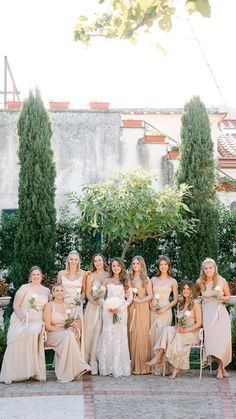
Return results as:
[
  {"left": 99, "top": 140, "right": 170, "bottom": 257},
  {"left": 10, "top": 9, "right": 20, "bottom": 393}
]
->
[{"left": 97, "top": 284, "right": 131, "bottom": 377}]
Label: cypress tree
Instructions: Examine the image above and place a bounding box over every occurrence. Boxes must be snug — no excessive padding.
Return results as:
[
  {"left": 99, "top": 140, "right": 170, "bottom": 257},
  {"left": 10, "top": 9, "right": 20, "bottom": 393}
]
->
[
  {"left": 176, "top": 96, "right": 218, "bottom": 280},
  {"left": 13, "top": 88, "right": 56, "bottom": 287}
]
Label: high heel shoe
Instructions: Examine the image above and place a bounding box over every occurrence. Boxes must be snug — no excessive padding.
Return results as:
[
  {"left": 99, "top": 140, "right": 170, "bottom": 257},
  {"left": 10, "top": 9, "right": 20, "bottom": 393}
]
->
[
  {"left": 168, "top": 369, "right": 180, "bottom": 379},
  {"left": 216, "top": 368, "right": 223, "bottom": 379},
  {"left": 145, "top": 357, "right": 161, "bottom": 367}
]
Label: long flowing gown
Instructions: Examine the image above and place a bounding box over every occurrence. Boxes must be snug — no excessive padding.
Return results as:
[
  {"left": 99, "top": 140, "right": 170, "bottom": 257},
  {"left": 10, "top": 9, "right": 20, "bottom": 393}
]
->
[
  {"left": 128, "top": 281, "right": 151, "bottom": 374},
  {"left": 154, "top": 302, "right": 200, "bottom": 370},
  {"left": 97, "top": 284, "right": 131, "bottom": 377},
  {"left": 45, "top": 303, "right": 90, "bottom": 383},
  {"left": 84, "top": 272, "right": 109, "bottom": 374},
  {"left": 0, "top": 291, "right": 48, "bottom": 383},
  {"left": 150, "top": 277, "right": 174, "bottom": 374},
  {"left": 61, "top": 275, "right": 85, "bottom": 359},
  {"left": 201, "top": 278, "right": 232, "bottom": 367}
]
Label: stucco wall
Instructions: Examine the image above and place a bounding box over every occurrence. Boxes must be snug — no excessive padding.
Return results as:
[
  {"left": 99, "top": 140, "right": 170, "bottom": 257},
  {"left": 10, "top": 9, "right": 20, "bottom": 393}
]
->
[{"left": 0, "top": 108, "right": 233, "bottom": 215}]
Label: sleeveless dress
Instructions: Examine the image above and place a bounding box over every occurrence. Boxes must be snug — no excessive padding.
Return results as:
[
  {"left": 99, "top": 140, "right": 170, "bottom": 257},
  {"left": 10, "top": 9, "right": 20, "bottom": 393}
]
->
[
  {"left": 84, "top": 271, "right": 109, "bottom": 374},
  {"left": 201, "top": 278, "right": 232, "bottom": 367},
  {"left": 97, "top": 284, "right": 131, "bottom": 377},
  {"left": 45, "top": 303, "right": 90, "bottom": 383},
  {"left": 154, "top": 302, "right": 200, "bottom": 370},
  {"left": 61, "top": 275, "right": 85, "bottom": 360},
  {"left": 128, "top": 280, "right": 151, "bottom": 374},
  {"left": 0, "top": 290, "right": 48, "bottom": 383}
]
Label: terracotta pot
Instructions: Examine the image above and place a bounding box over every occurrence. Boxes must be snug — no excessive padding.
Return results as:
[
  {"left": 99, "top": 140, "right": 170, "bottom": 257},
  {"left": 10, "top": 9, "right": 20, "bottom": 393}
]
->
[
  {"left": 6, "top": 101, "right": 22, "bottom": 109},
  {"left": 49, "top": 101, "right": 70, "bottom": 110},
  {"left": 89, "top": 101, "right": 110, "bottom": 110},
  {"left": 215, "top": 183, "right": 235, "bottom": 191},
  {"left": 122, "top": 119, "right": 143, "bottom": 128},
  {"left": 144, "top": 135, "right": 166, "bottom": 143},
  {"left": 168, "top": 150, "right": 180, "bottom": 158}
]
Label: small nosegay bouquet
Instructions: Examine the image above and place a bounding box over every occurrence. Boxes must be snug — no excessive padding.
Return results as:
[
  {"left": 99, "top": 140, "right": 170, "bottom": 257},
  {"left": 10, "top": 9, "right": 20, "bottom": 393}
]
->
[
  {"left": 153, "top": 293, "right": 161, "bottom": 311},
  {"left": 64, "top": 307, "right": 77, "bottom": 328},
  {"left": 28, "top": 293, "right": 39, "bottom": 312},
  {"left": 215, "top": 285, "right": 222, "bottom": 297},
  {"left": 177, "top": 310, "right": 191, "bottom": 326},
  {"left": 92, "top": 284, "right": 106, "bottom": 302},
  {"left": 74, "top": 287, "right": 82, "bottom": 307}
]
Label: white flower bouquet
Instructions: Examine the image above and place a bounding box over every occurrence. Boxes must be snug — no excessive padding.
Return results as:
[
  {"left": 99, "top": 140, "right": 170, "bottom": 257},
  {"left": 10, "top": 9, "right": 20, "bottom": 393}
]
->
[
  {"left": 74, "top": 287, "right": 82, "bottom": 307},
  {"left": 28, "top": 293, "right": 39, "bottom": 312},
  {"left": 105, "top": 297, "right": 121, "bottom": 324},
  {"left": 92, "top": 284, "right": 106, "bottom": 302}
]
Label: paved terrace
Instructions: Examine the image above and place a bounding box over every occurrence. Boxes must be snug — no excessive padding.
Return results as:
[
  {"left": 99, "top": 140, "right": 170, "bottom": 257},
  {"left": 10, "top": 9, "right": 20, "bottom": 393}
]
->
[{"left": 0, "top": 369, "right": 235, "bottom": 419}]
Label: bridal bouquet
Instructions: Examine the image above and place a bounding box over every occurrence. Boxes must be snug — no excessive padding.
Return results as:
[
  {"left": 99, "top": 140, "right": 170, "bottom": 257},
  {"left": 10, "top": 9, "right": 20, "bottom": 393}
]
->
[
  {"left": 92, "top": 284, "right": 106, "bottom": 302},
  {"left": 177, "top": 310, "right": 191, "bottom": 326},
  {"left": 105, "top": 297, "right": 121, "bottom": 324}
]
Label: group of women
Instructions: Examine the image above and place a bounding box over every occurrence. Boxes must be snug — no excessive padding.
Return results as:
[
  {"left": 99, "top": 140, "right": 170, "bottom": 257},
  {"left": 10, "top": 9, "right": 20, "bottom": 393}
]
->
[{"left": 0, "top": 251, "right": 232, "bottom": 384}]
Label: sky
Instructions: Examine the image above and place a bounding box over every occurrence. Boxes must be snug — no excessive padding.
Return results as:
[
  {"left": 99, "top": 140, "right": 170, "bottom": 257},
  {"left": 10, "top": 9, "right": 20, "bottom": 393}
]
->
[{"left": 0, "top": 0, "right": 236, "bottom": 110}]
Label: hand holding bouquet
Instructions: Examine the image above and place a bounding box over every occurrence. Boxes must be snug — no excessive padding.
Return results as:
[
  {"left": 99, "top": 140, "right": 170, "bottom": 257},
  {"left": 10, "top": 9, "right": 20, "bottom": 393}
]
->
[
  {"left": 153, "top": 293, "right": 161, "bottom": 311},
  {"left": 74, "top": 287, "right": 82, "bottom": 307},
  {"left": 28, "top": 293, "right": 39, "bottom": 312},
  {"left": 105, "top": 297, "right": 121, "bottom": 324},
  {"left": 92, "top": 284, "right": 106, "bottom": 302},
  {"left": 177, "top": 310, "right": 191, "bottom": 326}
]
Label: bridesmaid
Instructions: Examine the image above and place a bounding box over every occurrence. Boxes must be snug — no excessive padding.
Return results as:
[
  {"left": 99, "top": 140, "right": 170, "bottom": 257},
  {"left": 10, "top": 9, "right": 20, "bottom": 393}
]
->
[
  {"left": 149, "top": 256, "right": 178, "bottom": 373},
  {"left": 0, "top": 266, "right": 50, "bottom": 384},
  {"left": 97, "top": 258, "right": 132, "bottom": 377},
  {"left": 196, "top": 258, "right": 232, "bottom": 378},
  {"left": 57, "top": 250, "right": 87, "bottom": 358},
  {"left": 128, "top": 255, "right": 153, "bottom": 374},
  {"left": 84, "top": 253, "right": 109, "bottom": 375},
  {"left": 44, "top": 283, "right": 90, "bottom": 383},
  {"left": 146, "top": 281, "right": 202, "bottom": 378}
]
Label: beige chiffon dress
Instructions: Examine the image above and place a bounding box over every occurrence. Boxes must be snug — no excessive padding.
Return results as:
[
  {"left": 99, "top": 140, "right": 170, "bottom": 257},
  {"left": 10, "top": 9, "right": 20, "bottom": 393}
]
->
[
  {"left": 154, "top": 301, "right": 200, "bottom": 370},
  {"left": 0, "top": 290, "right": 48, "bottom": 383},
  {"left": 128, "top": 281, "right": 151, "bottom": 374},
  {"left": 150, "top": 277, "right": 174, "bottom": 374},
  {"left": 45, "top": 303, "right": 90, "bottom": 383},
  {"left": 84, "top": 272, "right": 109, "bottom": 374},
  {"left": 201, "top": 278, "right": 232, "bottom": 367},
  {"left": 62, "top": 275, "right": 85, "bottom": 360}
]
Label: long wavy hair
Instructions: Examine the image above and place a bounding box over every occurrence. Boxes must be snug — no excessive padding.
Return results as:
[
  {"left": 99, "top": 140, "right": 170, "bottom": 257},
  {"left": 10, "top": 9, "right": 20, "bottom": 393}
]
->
[
  {"left": 130, "top": 255, "right": 148, "bottom": 289},
  {"left": 65, "top": 250, "right": 81, "bottom": 274},
  {"left": 90, "top": 253, "right": 109, "bottom": 273},
  {"left": 198, "top": 258, "right": 218, "bottom": 291},
  {"left": 28, "top": 266, "right": 42, "bottom": 283},
  {"left": 179, "top": 280, "right": 195, "bottom": 311},
  {"left": 109, "top": 258, "right": 128, "bottom": 290},
  {"left": 156, "top": 256, "right": 172, "bottom": 277}
]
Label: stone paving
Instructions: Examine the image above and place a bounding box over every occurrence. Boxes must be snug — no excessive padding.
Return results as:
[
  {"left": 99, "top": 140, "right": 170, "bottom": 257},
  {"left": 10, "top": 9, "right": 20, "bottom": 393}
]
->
[{"left": 0, "top": 369, "right": 235, "bottom": 419}]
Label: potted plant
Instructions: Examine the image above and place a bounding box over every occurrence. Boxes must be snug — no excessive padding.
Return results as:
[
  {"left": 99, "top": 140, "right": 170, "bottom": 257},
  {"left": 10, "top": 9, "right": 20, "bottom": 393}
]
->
[
  {"left": 122, "top": 119, "right": 144, "bottom": 128},
  {"left": 0, "top": 278, "right": 11, "bottom": 331},
  {"left": 49, "top": 101, "right": 70, "bottom": 110},
  {"left": 89, "top": 101, "right": 110, "bottom": 110},
  {"left": 144, "top": 134, "right": 166, "bottom": 143},
  {"left": 6, "top": 101, "right": 22, "bottom": 110},
  {"left": 168, "top": 144, "right": 180, "bottom": 158}
]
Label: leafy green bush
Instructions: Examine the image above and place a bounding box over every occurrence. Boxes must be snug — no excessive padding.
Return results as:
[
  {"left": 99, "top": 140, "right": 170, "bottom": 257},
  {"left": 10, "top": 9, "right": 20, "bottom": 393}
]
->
[
  {"left": 231, "top": 318, "right": 236, "bottom": 369},
  {"left": 0, "top": 317, "right": 10, "bottom": 367}
]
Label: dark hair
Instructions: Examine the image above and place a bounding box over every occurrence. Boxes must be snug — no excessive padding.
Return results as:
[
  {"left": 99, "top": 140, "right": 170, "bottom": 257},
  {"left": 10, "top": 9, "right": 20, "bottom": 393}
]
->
[
  {"left": 109, "top": 258, "right": 128, "bottom": 290},
  {"left": 156, "top": 256, "right": 172, "bottom": 277},
  {"left": 179, "top": 280, "right": 195, "bottom": 311},
  {"left": 90, "top": 253, "right": 109, "bottom": 272}
]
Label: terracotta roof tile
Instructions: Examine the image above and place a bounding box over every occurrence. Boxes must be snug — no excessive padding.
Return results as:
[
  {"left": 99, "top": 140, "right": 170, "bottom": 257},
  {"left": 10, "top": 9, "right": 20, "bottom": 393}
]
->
[{"left": 217, "top": 119, "right": 236, "bottom": 158}]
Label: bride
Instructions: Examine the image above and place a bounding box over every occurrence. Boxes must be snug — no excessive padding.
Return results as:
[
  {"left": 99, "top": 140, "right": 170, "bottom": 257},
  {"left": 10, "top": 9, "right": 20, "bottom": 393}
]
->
[{"left": 97, "top": 258, "right": 132, "bottom": 377}]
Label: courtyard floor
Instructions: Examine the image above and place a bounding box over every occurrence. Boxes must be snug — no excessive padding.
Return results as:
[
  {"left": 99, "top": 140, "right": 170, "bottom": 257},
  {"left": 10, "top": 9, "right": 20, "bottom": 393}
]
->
[{"left": 0, "top": 369, "right": 235, "bottom": 419}]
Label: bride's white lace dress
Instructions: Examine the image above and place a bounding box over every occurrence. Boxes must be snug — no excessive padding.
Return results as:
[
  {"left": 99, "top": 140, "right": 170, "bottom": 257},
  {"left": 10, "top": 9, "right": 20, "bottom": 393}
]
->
[{"left": 97, "top": 284, "right": 131, "bottom": 377}]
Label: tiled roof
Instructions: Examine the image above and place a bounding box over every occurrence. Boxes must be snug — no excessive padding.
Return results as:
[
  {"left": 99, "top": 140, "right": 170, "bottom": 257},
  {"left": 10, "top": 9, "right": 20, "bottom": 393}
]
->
[{"left": 218, "top": 119, "right": 236, "bottom": 158}]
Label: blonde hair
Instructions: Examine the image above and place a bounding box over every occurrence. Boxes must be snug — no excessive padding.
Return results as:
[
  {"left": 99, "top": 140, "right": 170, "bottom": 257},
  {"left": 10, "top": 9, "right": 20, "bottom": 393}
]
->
[
  {"left": 65, "top": 250, "right": 81, "bottom": 273},
  {"left": 198, "top": 258, "right": 219, "bottom": 291},
  {"left": 51, "top": 281, "right": 64, "bottom": 297},
  {"left": 130, "top": 256, "right": 148, "bottom": 290}
]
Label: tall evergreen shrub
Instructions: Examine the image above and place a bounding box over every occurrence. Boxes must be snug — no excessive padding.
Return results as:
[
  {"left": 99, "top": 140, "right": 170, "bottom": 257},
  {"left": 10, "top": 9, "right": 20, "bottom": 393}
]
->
[
  {"left": 13, "top": 89, "right": 56, "bottom": 287},
  {"left": 177, "top": 96, "right": 218, "bottom": 280}
]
